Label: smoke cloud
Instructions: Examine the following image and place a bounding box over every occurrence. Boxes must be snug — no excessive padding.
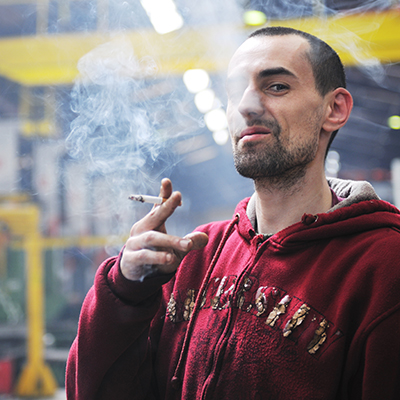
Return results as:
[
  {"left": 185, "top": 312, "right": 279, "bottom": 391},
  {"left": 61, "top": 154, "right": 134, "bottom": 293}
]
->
[
  {"left": 63, "top": 0, "right": 395, "bottom": 237},
  {"left": 67, "top": 36, "right": 167, "bottom": 177}
]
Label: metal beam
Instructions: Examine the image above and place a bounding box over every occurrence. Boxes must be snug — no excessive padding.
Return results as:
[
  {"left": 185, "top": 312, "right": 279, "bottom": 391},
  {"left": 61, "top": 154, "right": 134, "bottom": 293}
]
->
[{"left": 0, "top": 8, "right": 399, "bottom": 86}]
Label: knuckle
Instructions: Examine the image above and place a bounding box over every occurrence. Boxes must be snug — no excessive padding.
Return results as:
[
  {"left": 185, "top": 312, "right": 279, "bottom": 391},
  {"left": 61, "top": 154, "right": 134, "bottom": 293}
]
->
[
  {"left": 146, "top": 230, "right": 157, "bottom": 241},
  {"left": 125, "top": 236, "right": 136, "bottom": 248},
  {"left": 135, "top": 249, "right": 149, "bottom": 263},
  {"left": 142, "top": 231, "right": 157, "bottom": 246}
]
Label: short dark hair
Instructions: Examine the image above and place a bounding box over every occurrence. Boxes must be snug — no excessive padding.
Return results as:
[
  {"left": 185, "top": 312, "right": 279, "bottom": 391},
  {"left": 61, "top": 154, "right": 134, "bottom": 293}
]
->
[
  {"left": 249, "top": 26, "right": 347, "bottom": 151},
  {"left": 249, "top": 26, "right": 346, "bottom": 95}
]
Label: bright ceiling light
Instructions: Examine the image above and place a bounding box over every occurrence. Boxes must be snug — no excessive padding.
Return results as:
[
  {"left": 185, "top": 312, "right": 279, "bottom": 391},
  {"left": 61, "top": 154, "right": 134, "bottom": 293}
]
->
[
  {"left": 212, "top": 129, "right": 230, "bottom": 146},
  {"left": 325, "top": 150, "right": 341, "bottom": 177},
  {"left": 388, "top": 115, "right": 400, "bottom": 130},
  {"left": 204, "top": 108, "right": 228, "bottom": 132},
  {"left": 243, "top": 10, "right": 267, "bottom": 26},
  {"left": 194, "top": 89, "right": 215, "bottom": 113},
  {"left": 183, "top": 69, "right": 210, "bottom": 93},
  {"left": 140, "top": 0, "right": 183, "bottom": 34}
]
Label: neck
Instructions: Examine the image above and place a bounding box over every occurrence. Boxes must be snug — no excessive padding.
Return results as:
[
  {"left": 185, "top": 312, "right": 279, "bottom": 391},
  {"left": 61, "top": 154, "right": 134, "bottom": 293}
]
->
[{"left": 253, "top": 167, "right": 332, "bottom": 235}]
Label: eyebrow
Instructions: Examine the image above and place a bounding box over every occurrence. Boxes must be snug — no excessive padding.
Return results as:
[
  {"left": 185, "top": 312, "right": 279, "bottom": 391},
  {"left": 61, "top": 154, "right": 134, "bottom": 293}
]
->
[{"left": 257, "top": 67, "right": 297, "bottom": 80}]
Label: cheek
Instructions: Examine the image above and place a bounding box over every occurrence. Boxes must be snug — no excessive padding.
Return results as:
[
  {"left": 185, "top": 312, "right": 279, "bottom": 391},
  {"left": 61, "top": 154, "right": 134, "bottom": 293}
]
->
[
  {"left": 226, "top": 102, "right": 241, "bottom": 127},
  {"left": 287, "top": 103, "right": 321, "bottom": 131}
]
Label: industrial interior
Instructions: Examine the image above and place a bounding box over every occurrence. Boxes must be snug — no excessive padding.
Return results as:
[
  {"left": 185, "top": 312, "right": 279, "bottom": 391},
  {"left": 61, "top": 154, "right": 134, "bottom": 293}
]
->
[{"left": 0, "top": 0, "right": 399, "bottom": 398}]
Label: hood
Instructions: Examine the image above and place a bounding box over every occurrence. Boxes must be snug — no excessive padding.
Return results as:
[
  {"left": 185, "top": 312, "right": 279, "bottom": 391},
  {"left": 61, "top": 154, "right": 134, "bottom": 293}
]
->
[
  {"left": 236, "top": 178, "right": 400, "bottom": 249},
  {"left": 327, "top": 177, "right": 380, "bottom": 212}
]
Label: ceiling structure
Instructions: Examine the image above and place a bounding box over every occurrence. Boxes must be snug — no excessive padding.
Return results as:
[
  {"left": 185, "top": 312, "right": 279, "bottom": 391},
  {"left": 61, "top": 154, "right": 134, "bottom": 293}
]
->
[
  {"left": 0, "top": 0, "right": 399, "bottom": 223},
  {"left": 0, "top": 8, "right": 399, "bottom": 86}
]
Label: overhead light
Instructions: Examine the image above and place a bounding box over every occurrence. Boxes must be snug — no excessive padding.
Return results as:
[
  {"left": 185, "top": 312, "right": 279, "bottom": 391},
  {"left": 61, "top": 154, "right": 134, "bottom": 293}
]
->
[
  {"left": 325, "top": 150, "right": 341, "bottom": 177},
  {"left": 183, "top": 69, "right": 210, "bottom": 93},
  {"left": 243, "top": 10, "right": 267, "bottom": 26},
  {"left": 140, "top": 0, "right": 183, "bottom": 34},
  {"left": 194, "top": 89, "right": 215, "bottom": 113},
  {"left": 212, "top": 129, "right": 230, "bottom": 146},
  {"left": 388, "top": 115, "right": 400, "bottom": 130},
  {"left": 204, "top": 108, "right": 228, "bottom": 132}
]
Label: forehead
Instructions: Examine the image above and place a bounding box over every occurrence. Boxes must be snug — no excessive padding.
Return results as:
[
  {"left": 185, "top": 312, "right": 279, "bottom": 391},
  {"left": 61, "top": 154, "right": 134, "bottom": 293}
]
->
[{"left": 228, "top": 35, "right": 314, "bottom": 81}]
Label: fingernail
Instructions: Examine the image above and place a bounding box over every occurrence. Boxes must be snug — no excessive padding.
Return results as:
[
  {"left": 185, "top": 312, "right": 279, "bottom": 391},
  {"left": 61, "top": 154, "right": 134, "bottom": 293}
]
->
[
  {"left": 180, "top": 239, "right": 191, "bottom": 250},
  {"left": 166, "top": 253, "right": 173, "bottom": 263}
]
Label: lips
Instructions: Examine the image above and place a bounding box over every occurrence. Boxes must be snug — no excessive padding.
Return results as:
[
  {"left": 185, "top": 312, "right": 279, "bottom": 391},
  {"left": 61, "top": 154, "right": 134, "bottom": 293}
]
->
[{"left": 238, "top": 126, "right": 272, "bottom": 142}]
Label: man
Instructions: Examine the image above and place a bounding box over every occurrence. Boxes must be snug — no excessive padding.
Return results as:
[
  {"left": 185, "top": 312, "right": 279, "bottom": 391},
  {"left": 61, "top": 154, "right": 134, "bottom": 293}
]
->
[{"left": 66, "top": 27, "right": 400, "bottom": 399}]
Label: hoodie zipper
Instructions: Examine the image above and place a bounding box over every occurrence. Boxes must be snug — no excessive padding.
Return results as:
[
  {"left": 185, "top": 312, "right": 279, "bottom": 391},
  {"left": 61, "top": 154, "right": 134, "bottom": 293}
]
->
[
  {"left": 200, "top": 234, "right": 268, "bottom": 399},
  {"left": 171, "top": 215, "right": 240, "bottom": 393}
]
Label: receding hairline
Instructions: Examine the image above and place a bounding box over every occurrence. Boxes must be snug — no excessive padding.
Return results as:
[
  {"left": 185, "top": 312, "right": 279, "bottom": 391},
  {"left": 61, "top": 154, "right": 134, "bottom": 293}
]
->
[
  {"left": 230, "top": 34, "right": 317, "bottom": 86},
  {"left": 247, "top": 27, "right": 346, "bottom": 95}
]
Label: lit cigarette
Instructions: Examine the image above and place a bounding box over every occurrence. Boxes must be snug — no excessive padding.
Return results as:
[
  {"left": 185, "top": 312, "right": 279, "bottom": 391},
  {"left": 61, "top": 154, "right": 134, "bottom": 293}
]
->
[{"left": 128, "top": 194, "right": 167, "bottom": 205}]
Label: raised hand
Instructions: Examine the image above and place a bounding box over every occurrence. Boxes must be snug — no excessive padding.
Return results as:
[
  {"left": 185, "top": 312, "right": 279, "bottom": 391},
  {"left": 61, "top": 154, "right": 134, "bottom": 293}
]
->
[{"left": 121, "top": 178, "right": 209, "bottom": 281}]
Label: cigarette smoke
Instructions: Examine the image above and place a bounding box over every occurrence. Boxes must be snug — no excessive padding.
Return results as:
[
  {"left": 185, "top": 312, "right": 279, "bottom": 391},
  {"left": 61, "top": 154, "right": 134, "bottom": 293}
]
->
[
  {"left": 67, "top": 36, "right": 165, "bottom": 176},
  {"left": 64, "top": 0, "right": 394, "bottom": 237},
  {"left": 64, "top": 0, "right": 243, "bottom": 236}
]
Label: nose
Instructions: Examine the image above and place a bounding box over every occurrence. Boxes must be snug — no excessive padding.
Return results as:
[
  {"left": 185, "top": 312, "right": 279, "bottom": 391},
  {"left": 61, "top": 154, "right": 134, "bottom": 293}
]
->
[{"left": 238, "top": 87, "right": 264, "bottom": 120}]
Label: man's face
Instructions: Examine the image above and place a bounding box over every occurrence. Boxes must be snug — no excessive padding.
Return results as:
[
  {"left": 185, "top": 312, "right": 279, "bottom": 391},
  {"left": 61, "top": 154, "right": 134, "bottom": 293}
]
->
[{"left": 226, "top": 34, "right": 327, "bottom": 181}]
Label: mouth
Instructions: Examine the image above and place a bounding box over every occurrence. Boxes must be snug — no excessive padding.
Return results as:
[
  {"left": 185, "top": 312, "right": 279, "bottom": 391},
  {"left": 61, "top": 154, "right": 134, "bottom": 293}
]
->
[{"left": 238, "top": 126, "right": 272, "bottom": 143}]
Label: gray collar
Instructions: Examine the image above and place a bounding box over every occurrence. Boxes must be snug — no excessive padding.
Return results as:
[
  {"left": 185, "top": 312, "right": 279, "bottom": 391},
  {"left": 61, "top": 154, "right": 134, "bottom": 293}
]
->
[{"left": 246, "top": 178, "right": 380, "bottom": 232}]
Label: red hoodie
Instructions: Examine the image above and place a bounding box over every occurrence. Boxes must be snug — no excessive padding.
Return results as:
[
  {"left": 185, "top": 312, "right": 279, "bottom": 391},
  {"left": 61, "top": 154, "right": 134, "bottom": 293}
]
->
[{"left": 66, "top": 178, "right": 400, "bottom": 399}]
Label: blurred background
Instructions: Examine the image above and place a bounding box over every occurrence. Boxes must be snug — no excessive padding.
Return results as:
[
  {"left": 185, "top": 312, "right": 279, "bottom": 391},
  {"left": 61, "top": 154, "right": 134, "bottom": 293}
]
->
[{"left": 0, "top": 0, "right": 399, "bottom": 398}]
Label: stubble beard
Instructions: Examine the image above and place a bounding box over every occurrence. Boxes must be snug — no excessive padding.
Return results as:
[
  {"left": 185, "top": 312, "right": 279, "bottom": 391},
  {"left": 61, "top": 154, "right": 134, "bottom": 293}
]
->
[{"left": 233, "top": 119, "right": 319, "bottom": 191}]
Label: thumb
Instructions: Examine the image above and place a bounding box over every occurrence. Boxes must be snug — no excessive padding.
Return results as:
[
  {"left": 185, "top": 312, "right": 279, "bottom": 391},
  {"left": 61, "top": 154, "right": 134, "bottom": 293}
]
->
[{"left": 184, "top": 232, "right": 209, "bottom": 251}]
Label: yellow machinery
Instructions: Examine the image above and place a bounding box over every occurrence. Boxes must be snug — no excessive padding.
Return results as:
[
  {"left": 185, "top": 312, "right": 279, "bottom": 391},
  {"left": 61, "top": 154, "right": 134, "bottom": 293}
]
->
[
  {"left": 0, "top": 203, "right": 124, "bottom": 396},
  {"left": 0, "top": 8, "right": 399, "bottom": 86},
  {"left": 0, "top": 204, "right": 57, "bottom": 396}
]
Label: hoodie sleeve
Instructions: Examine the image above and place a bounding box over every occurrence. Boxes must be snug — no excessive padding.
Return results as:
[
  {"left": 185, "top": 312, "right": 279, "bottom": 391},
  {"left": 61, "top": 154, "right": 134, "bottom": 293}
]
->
[
  {"left": 362, "top": 309, "right": 400, "bottom": 399},
  {"left": 66, "top": 250, "right": 174, "bottom": 400},
  {"left": 346, "top": 306, "right": 400, "bottom": 400}
]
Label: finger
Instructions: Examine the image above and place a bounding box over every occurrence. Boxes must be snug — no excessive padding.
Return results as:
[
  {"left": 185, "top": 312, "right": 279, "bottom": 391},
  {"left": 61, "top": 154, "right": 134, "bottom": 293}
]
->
[
  {"left": 159, "top": 178, "right": 173, "bottom": 199},
  {"left": 122, "top": 248, "right": 175, "bottom": 269},
  {"left": 121, "top": 232, "right": 209, "bottom": 281},
  {"left": 125, "top": 230, "right": 193, "bottom": 253},
  {"left": 184, "top": 232, "right": 209, "bottom": 251},
  {"left": 171, "top": 232, "right": 209, "bottom": 263},
  {"left": 158, "top": 178, "right": 181, "bottom": 206},
  {"left": 131, "top": 191, "right": 182, "bottom": 236},
  {"left": 121, "top": 249, "right": 178, "bottom": 281}
]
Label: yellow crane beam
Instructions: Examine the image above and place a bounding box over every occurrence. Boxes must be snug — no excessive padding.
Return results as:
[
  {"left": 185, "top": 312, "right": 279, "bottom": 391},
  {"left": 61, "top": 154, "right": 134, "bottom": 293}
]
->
[{"left": 0, "top": 9, "right": 399, "bottom": 86}]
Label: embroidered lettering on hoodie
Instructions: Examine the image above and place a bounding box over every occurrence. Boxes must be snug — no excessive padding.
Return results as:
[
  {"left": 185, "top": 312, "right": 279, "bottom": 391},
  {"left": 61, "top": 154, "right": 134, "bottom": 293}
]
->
[
  {"left": 283, "top": 304, "right": 311, "bottom": 337},
  {"left": 255, "top": 288, "right": 267, "bottom": 316},
  {"left": 166, "top": 273, "right": 344, "bottom": 357},
  {"left": 307, "top": 318, "right": 329, "bottom": 354},
  {"left": 236, "top": 276, "right": 252, "bottom": 310},
  {"left": 265, "top": 294, "right": 291, "bottom": 327},
  {"left": 201, "top": 275, "right": 236, "bottom": 310},
  {"left": 167, "top": 293, "right": 177, "bottom": 323},
  {"left": 183, "top": 289, "right": 196, "bottom": 321},
  {"left": 211, "top": 276, "right": 228, "bottom": 310}
]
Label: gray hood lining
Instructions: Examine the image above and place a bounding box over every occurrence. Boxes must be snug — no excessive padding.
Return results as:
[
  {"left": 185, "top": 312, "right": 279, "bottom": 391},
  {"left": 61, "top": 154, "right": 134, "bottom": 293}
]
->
[
  {"left": 327, "top": 177, "right": 380, "bottom": 212},
  {"left": 246, "top": 178, "right": 380, "bottom": 229}
]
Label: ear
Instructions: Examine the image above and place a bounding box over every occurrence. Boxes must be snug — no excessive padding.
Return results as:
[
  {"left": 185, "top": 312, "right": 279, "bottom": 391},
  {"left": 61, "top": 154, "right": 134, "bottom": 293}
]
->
[{"left": 322, "top": 88, "right": 353, "bottom": 133}]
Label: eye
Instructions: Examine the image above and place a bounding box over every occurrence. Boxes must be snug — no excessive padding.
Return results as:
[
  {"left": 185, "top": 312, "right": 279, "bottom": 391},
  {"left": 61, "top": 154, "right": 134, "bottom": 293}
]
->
[{"left": 267, "top": 83, "right": 289, "bottom": 93}]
